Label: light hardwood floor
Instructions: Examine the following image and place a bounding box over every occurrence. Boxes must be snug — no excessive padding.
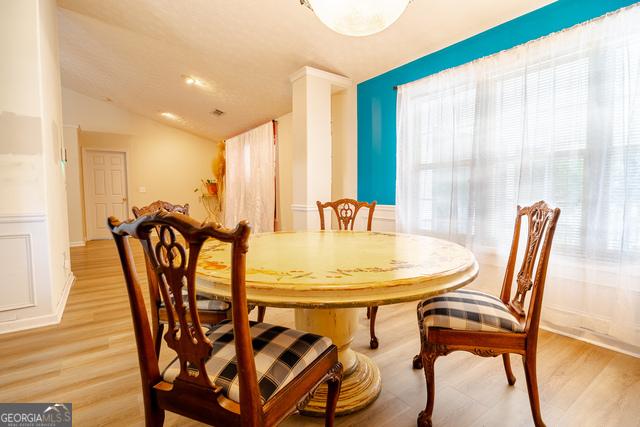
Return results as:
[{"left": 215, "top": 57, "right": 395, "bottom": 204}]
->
[{"left": 0, "top": 240, "right": 638, "bottom": 426}]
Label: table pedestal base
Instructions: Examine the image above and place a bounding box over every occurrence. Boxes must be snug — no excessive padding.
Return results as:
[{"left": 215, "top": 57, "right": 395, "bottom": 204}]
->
[
  {"left": 294, "top": 307, "right": 382, "bottom": 416},
  {"left": 301, "top": 352, "right": 381, "bottom": 416}
]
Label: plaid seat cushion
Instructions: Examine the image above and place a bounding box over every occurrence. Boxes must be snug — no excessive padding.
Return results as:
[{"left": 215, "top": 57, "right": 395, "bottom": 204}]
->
[
  {"left": 162, "top": 320, "right": 332, "bottom": 403},
  {"left": 160, "top": 289, "right": 230, "bottom": 312},
  {"left": 418, "top": 289, "right": 523, "bottom": 333}
]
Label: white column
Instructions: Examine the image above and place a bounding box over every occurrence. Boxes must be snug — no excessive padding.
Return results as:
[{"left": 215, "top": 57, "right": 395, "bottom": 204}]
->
[{"left": 289, "top": 66, "right": 351, "bottom": 230}]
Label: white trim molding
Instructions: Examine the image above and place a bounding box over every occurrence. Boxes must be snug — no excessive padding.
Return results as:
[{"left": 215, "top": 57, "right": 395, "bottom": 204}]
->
[
  {"left": 0, "top": 213, "right": 46, "bottom": 224},
  {"left": 55, "top": 272, "right": 75, "bottom": 323},
  {"left": 291, "top": 203, "right": 318, "bottom": 212},
  {"left": 289, "top": 66, "right": 352, "bottom": 91},
  {"left": 69, "top": 241, "right": 86, "bottom": 247}
]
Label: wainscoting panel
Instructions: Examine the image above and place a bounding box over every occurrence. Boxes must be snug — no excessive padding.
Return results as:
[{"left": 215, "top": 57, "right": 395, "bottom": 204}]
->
[
  {"left": 0, "top": 213, "right": 65, "bottom": 334},
  {"left": 0, "top": 234, "right": 35, "bottom": 311},
  {"left": 354, "top": 204, "right": 396, "bottom": 232}
]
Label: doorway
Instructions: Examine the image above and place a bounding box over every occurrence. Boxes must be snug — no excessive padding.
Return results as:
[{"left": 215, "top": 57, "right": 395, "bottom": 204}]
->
[{"left": 82, "top": 149, "right": 128, "bottom": 240}]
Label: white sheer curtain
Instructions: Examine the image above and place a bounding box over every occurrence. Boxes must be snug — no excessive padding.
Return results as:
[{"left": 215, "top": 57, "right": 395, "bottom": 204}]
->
[
  {"left": 396, "top": 5, "right": 640, "bottom": 355},
  {"left": 224, "top": 122, "right": 275, "bottom": 233}
]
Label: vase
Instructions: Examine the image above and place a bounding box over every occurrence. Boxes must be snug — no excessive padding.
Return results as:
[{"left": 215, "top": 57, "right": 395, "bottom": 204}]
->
[{"left": 206, "top": 182, "right": 217, "bottom": 195}]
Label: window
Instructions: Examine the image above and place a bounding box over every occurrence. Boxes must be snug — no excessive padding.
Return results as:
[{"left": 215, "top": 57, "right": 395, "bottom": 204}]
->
[
  {"left": 399, "top": 35, "right": 640, "bottom": 262},
  {"left": 396, "top": 6, "right": 640, "bottom": 351}
]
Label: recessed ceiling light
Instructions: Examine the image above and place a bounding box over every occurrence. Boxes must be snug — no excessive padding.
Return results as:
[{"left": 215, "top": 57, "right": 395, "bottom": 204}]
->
[
  {"left": 160, "top": 112, "right": 180, "bottom": 120},
  {"left": 182, "top": 74, "right": 206, "bottom": 88}
]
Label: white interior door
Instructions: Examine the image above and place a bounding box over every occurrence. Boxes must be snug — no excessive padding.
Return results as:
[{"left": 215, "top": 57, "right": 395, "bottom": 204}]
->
[{"left": 83, "top": 150, "right": 128, "bottom": 240}]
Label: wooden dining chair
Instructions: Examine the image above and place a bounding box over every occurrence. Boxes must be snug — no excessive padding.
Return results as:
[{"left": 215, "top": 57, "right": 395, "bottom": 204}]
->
[
  {"left": 132, "top": 200, "right": 190, "bottom": 218},
  {"left": 108, "top": 211, "right": 343, "bottom": 427},
  {"left": 132, "top": 200, "right": 229, "bottom": 356},
  {"left": 412, "top": 201, "right": 560, "bottom": 427},
  {"left": 317, "top": 198, "right": 380, "bottom": 349}
]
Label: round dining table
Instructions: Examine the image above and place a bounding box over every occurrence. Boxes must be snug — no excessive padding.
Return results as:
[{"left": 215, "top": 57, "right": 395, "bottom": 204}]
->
[{"left": 196, "top": 230, "right": 478, "bottom": 415}]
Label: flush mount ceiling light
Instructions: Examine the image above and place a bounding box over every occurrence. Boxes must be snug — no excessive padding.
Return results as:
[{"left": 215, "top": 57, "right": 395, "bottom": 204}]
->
[{"left": 301, "top": 0, "right": 411, "bottom": 37}]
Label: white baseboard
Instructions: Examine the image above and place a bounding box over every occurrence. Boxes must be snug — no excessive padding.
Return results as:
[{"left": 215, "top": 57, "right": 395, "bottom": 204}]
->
[
  {"left": 69, "top": 240, "right": 86, "bottom": 247},
  {"left": 290, "top": 203, "right": 318, "bottom": 211},
  {"left": 540, "top": 323, "right": 639, "bottom": 359},
  {"left": 0, "top": 272, "right": 75, "bottom": 334},
  {"left": 55, "top": 272, "right": 75, "bottom": 322}
]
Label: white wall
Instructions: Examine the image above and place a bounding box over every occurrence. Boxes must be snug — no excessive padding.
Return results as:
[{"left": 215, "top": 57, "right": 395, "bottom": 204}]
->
[
  {"left": 62, "top": 88, "right": 221, "bottom": 231},
  {"left": 0, "top": 0, "right": 73, "bottom": 333},
  {"left": 63, "top": 125, "right": 84, "bottom": 245},
  {"left": 276, "top": 113, "right": 293, "bottom": 231},
  {"left": 0, "top": 0, "right": 45, "bottom": 215},
  {"left": 331, "top": 85, "right": 358, "bottom": 201}
]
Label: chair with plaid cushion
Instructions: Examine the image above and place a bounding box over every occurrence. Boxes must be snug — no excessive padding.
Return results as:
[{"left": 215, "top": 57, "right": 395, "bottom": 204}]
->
[
  {"left": 132, "top": 200, "right": 230, "bottom": 356},
  {"left": 413, "top": 201, "right": 560, "bottom": 427},
  {"left": 109, "top": 211, "right": 342, "bottom": 426}
]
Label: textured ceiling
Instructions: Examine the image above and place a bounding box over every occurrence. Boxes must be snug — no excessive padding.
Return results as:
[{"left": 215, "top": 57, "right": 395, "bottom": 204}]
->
[{"left": 57, "top": 0, "right": 554, "bottom": 140}]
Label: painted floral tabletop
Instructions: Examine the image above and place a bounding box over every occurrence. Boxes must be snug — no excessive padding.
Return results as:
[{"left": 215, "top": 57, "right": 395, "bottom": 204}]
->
[{"left": 196, "top": 231, "right": 479, "bottom": 308}]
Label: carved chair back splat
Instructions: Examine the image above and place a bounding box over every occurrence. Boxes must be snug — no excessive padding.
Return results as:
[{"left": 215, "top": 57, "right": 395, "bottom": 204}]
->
[
  {"left": 132, "top": 200, "right": 227, "bottom": 357},
  {"left": 316, "top": 199, "right": 376, "bottom": 231},
  {"left": 501, "top": 202, "right": 557, "bottom": 329}
]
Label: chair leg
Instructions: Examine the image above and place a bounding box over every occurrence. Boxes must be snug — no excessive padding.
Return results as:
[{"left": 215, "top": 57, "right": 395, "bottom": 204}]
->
[
  {"left": 145, "top": 402, "right": 165, "bottom": 427},
  {"left": 417, "top": 351, "right": 438, "bottom": 427},
  {"left": 257, "top": 305, "right": 266, "bottom": 322},
  {"left": 502, "top": 353, "right": 516, "bottom": 385},
  {"left": 324, "top": 365, "right": 343, "bottom": 427},
  {"left": 413, "top": 354, "right": 423, "bottom": 369},
  {"left": 366, "top": 306, "right": 371, "bottom": 319},
  {"left": 523, "top": 352, "right": 546, "bottom": 427},
  {"left": 369, "top": 306, "right": 379, "bottom": 349}
]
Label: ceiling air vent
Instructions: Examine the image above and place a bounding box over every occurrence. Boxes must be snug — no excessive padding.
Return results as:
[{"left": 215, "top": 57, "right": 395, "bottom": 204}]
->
[{"left": 210, "top": 109, "right": 225, "bottom": 117}]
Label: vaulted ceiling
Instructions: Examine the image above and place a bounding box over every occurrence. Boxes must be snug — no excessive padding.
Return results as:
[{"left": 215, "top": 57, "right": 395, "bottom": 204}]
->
[{"left": 57, "top": 0, "right": 554, "bottom": 140}]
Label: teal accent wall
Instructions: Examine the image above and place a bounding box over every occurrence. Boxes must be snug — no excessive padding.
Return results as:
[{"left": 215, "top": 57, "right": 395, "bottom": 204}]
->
[{"left": 357, "top": 0, "right": 638, "bottom": 205}]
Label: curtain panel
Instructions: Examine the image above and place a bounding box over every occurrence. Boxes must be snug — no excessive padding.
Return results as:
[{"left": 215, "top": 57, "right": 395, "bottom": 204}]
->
[
  {"left": 224, "top": 122, "right": 275, "bottom": 233},
  {"left": 396, "top": 5, "right": 640, "bottom": 355}
]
